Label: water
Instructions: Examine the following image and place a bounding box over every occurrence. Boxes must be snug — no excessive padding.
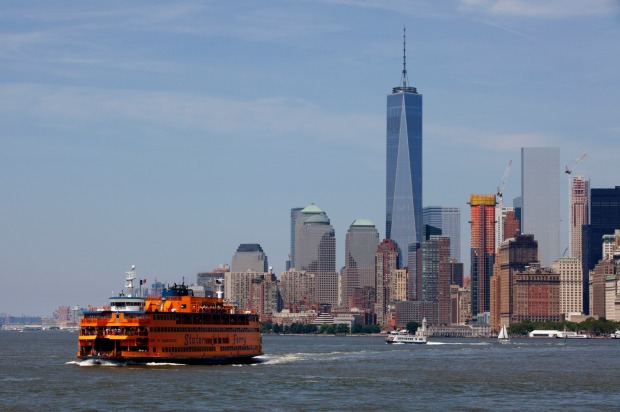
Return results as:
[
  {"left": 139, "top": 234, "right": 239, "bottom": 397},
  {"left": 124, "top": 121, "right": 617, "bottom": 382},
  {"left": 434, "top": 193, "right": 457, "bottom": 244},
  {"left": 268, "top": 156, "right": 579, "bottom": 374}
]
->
[{"left": 1, "top": 331, "right": 619, "bottom": 411}]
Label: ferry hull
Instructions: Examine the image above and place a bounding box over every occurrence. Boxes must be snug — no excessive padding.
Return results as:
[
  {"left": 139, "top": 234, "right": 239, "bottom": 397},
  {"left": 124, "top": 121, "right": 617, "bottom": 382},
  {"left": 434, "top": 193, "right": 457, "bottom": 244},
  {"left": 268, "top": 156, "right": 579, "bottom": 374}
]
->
[{"left": 79, "top": 354, "right": 263, "bottom": 365}]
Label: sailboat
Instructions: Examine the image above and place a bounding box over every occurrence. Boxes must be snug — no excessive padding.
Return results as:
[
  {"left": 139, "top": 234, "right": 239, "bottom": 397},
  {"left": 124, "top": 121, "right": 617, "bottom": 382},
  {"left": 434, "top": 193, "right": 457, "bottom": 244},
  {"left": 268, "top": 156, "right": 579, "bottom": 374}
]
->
[{"left": 498, "top": 324, "right": 510, "bottom": 343}]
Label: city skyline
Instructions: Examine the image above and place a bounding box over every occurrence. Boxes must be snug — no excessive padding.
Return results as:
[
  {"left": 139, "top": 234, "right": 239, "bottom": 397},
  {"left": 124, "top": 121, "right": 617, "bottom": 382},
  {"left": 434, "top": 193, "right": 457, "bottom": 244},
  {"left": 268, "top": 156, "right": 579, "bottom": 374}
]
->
[{"left": 2, "top": 1, "right": 619, "bottom": 315}]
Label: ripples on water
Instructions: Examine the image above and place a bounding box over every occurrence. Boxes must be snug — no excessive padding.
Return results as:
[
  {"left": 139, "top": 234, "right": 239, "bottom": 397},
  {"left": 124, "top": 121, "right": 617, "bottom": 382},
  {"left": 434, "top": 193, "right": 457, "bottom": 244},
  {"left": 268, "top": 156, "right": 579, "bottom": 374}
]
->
[{"left": 1, "top": 331, "right": 619, "bottom": 411}]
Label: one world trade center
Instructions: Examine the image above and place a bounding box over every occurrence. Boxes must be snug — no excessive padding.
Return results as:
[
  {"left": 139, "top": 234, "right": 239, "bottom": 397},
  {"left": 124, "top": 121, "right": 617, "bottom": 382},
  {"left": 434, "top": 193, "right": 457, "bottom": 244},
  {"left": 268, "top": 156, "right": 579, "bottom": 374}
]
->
[{"left": 386, "top": 28, "right": 422, "bottom": 267}]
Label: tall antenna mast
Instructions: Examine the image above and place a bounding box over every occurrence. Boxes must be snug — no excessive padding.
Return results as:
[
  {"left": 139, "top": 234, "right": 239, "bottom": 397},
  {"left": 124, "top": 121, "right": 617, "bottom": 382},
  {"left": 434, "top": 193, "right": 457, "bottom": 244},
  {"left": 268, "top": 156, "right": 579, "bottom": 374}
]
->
[{"left": 401, "top": 26, "right": 409, "bottom": 88}]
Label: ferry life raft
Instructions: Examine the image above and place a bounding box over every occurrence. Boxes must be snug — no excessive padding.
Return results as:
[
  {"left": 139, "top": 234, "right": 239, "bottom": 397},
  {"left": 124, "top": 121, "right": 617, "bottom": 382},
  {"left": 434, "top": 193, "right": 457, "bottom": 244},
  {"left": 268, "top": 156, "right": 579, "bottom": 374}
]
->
[{"left": 77, "top": 266, "right": 262, "bottom": 365}]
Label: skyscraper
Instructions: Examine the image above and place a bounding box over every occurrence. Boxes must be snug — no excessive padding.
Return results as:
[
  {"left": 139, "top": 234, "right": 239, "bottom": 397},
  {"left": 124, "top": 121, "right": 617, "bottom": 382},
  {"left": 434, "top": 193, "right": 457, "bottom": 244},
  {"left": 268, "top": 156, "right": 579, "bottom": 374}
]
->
[
  {"left": 521, "top": 147, "right": 560, "bottom": 268},
  {"left": 230, "top": 244, "right": 268, "bottom": 273},
  {"left": 423, "top": 206, "right": 461, "bottom": 262},
  {"left": 375, "top": 239, "right": 398, "bottom": 324},
  {"left": 469, "top": 194, "right": 496, "bottom": 321},
  {"left": 569, "top": 176, "right": 589, "bottom": 259},
  {"left": 288, "top": 207, "right": 303, "bottom": 270},
  {"left": 293, "top": 203, "right": 336, "bottom": 273},
  {"left": 341, "top": 219, "right": 379, "bottom": 308},
  {"left": 386, "top": 28, "right": 422, "bottom": 267},
  {"left": 293, "top": 203, "right": 338, "bottom": 306},
  {"left": 581, "top": 186, "right": 620, "bottom": 313}
]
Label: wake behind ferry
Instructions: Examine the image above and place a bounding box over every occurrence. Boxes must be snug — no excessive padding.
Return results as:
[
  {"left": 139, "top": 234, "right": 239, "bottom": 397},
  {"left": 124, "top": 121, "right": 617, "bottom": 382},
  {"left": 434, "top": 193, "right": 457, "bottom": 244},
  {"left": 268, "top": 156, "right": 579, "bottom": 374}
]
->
[{"left": 77, "top": 266, "right": 262, "bottom": 365}]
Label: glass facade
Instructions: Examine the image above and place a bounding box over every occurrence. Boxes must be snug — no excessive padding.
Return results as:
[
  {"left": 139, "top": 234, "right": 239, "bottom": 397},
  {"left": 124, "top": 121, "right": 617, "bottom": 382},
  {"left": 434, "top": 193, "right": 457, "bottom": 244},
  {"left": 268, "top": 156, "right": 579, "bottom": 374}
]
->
[
  {"left": 386, "top": 91, "right": 422, "bottom": 267},
  {"left": 469, "top": 194, "right": 496, "bottom": 320},
  {"left": 521, "top": 147, "right": 560, "bottom": 268},
  {"left": 423, "top": 206, "right": 461, "bottom": 262},
  {"left": 581, "top": 186, "right": 620, "bottom": 313},
  {"left": 342, "top": 220, "right": 379, "bottom": 308}
]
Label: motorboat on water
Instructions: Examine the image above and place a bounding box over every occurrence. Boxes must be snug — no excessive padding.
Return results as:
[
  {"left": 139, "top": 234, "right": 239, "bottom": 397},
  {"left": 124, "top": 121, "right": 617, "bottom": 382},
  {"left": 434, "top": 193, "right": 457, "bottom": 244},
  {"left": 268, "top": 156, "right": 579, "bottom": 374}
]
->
[
  {"left": 385, "top": 330, "right": 427, "bottom": 345},
  {"left": 610, "top": 330, "right": 620, "bottom": 339}
]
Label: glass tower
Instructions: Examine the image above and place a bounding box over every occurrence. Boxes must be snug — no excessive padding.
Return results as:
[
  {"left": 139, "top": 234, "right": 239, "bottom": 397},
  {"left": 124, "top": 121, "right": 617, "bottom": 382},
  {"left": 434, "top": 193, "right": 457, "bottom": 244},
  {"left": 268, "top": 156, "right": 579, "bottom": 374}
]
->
[
  {"left": 423, "top": 206, "right": 461, "bottom": 262},
  {"left": 386, "top": 28, "right": 422, "bottom": 267},
  {"left": 341, "top": 219, "right": 380, "bottom": 308},
  {"left": 521, "top": 147, "right": 560, "bottom": 268}
]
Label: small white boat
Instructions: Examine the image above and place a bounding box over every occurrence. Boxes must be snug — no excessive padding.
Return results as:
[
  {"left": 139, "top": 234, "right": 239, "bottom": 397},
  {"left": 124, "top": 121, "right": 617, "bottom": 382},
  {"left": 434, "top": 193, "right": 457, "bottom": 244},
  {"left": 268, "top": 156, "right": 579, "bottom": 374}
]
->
[
  {"left": 559, "top": 331, "right": 589, "bottom": 339},
  {"left": 385, "top": 330, "right": 427, "bottom": 345},
  {"left": 498, "top": 324, "right": 509, "bottom": 343},
  {"left": 610, "top": 330, "right": 620, "bottom": 339}
]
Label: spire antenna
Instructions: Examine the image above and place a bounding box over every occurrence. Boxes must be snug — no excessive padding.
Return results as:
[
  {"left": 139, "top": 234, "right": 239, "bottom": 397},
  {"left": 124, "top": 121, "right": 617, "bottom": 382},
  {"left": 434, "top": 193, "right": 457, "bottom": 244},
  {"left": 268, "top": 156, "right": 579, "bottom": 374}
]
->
[{"left": 401, "top": 26, "right": 409, "bottom": 88}]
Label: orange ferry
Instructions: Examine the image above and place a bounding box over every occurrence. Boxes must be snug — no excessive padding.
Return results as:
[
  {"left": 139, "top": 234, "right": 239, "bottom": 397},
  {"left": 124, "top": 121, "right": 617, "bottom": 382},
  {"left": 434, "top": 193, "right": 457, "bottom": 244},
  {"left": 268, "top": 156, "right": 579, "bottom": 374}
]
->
[{"left": 77, "top": 266, "right": 262, "bottom": 365}]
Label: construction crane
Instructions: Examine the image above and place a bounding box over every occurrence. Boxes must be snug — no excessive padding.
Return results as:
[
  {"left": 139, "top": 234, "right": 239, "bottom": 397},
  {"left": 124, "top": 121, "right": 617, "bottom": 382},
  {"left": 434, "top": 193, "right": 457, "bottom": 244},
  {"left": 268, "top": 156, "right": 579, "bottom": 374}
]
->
[
  {"left": 565, "top": 153, "right": 587, "bottom": 176},
  {"left": 497, "top": 160, "right": 513, "bottom": 200}
]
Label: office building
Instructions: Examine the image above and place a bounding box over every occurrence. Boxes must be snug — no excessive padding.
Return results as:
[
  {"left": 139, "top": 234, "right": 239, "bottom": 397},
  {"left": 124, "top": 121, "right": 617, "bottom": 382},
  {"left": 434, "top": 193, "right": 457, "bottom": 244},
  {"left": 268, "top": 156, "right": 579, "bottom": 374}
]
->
[
  {"left": 422, "top": 236, "right": 452, "bottom": 325},
  {"left": 513, "top": 264, "right": 561, "bottom": 324},
  {"left": 375, "top": 239, "right": 398, "bottom": 324},
  {"left": 503, "top": 209, "right": 520, "bottom": 241},
  {"left": 552, "top": 257, "right": 583, "bottom": 316},
  {"left": 230, "top": 244, "right": 268, "bottom": 273},
  {"left": 341, "top": 219, "right": 380, "bottom": 308},
  {"left": 293, "top": 203, "right": 336, "bottom": 273},
  {"left": 288, "top": 207, "right": 303, "bottom": 270},
  {"left": 423, "top": 206, "right": 461, "bottom": 262},
  {"left": 469, "top": 194, "right": 496, "bottom": 321},
  {"left": 279, "top": 269, "right": 315, "bottom": 312},
  {"left": 569, "top": 176, "right": 590, "bottom": 260},
  {"left": 521, "top": 147, "right": 561, "bottom": 267},
  {"left": 490, "top": 234, "right": 539, "bottom": 331},
  {"left": 386, "top": 29, "right": 423, "bottom": 267},
  {"left": 581, "top": 186, "right": 620, "bottom": 313}
]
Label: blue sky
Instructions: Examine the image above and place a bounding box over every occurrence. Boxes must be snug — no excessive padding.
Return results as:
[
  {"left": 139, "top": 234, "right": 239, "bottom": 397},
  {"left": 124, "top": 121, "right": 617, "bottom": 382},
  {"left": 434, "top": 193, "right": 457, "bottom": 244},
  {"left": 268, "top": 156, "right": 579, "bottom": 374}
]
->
[{"left": 1, "top": 0, "right": 619, "bottom": 316}]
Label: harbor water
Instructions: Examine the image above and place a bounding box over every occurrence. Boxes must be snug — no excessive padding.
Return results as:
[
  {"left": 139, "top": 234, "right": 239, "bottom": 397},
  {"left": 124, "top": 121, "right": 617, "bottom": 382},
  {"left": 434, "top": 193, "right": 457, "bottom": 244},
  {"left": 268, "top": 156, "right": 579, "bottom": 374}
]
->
[{"left": 1, "top": 331, "right": 619, "bottom": 411}]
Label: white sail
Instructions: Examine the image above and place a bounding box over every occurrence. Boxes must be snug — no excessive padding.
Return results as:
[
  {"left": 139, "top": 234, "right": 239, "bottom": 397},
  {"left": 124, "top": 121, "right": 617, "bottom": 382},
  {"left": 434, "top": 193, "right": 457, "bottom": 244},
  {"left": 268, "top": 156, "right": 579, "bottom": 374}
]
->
[{"left": 498, "top": 325, "right": 508, "bottom": 340}]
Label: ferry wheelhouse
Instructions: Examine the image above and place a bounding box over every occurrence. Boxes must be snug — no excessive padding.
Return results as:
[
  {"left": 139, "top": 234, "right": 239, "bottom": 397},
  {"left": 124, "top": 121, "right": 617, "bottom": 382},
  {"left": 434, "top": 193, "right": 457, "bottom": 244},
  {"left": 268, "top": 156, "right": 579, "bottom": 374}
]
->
[{"left": 77, "top": 266, "right": 262, "bottom": 365}]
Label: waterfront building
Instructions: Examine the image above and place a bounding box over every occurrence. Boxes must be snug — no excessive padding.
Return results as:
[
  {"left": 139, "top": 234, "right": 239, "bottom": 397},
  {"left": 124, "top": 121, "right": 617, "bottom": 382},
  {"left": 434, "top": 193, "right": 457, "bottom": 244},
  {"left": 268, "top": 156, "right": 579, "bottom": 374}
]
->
[
  {"left": 279, "top": 269, "right": 315, "bottom": 312},
  {"left": 422, "top": 236, "right": 452, "bottom": 325},
  {"left": 231, "top": 244, "right": 268, "bottom": 273},
  {"left": 589, "top": 259, "right": 617, "bottom": 318},
  {"left": 569, "top": 176, "right": 590, "bottom": 259},
  {"left": 423, "top": 206, "right": 461, "bottom": 262},
  {"left": 552, "top": 257, "right": 583, "bottom": 316},
  {"left": 341, "top": 219, "right": 380, "bottom": 308},
  {"left": 249, "top": 272, "right": 282, "bottom": 321},
  {"left": 513, "top": 263, "right": 561, "bottom": 324},
  {"left": 389, "top": 269, "right": 409, "bottom": 302},
  {"left": 386, "top": 29, "right": 423, "bottom": 267},
  {"left": 375, "top": 239, "right": 398, "bottom": 324},
  {"left": 349, "top": 286, "right": 376, "bottom": 313},
  {"left": 224, "top": 270, "right": 265, "bottom": 310},
  {"left": 450, "top": 285, "right": 471, "bottom": 325},
  {"left": 469, "top": 194, "right": 496, "bottom": 321},
  {"left": 489, "top": 234, "right": 539, "bottom": 331},
  {"left": 581, "top": 186, "right": 620, "bottom": 313},
  {"left": 394, "top": 301, "right": 437, "bottom": 326},
  {"left": 521, "top": 147, "right": 561, "bottom": 268}
]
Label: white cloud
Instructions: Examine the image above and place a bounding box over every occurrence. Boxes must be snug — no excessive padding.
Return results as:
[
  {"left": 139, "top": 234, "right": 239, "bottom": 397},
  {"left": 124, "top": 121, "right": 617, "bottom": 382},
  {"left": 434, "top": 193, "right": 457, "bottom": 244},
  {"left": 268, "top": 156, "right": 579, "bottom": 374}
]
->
[{"left": 459, "top": 0, "right": 619, "bottom": 17}]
